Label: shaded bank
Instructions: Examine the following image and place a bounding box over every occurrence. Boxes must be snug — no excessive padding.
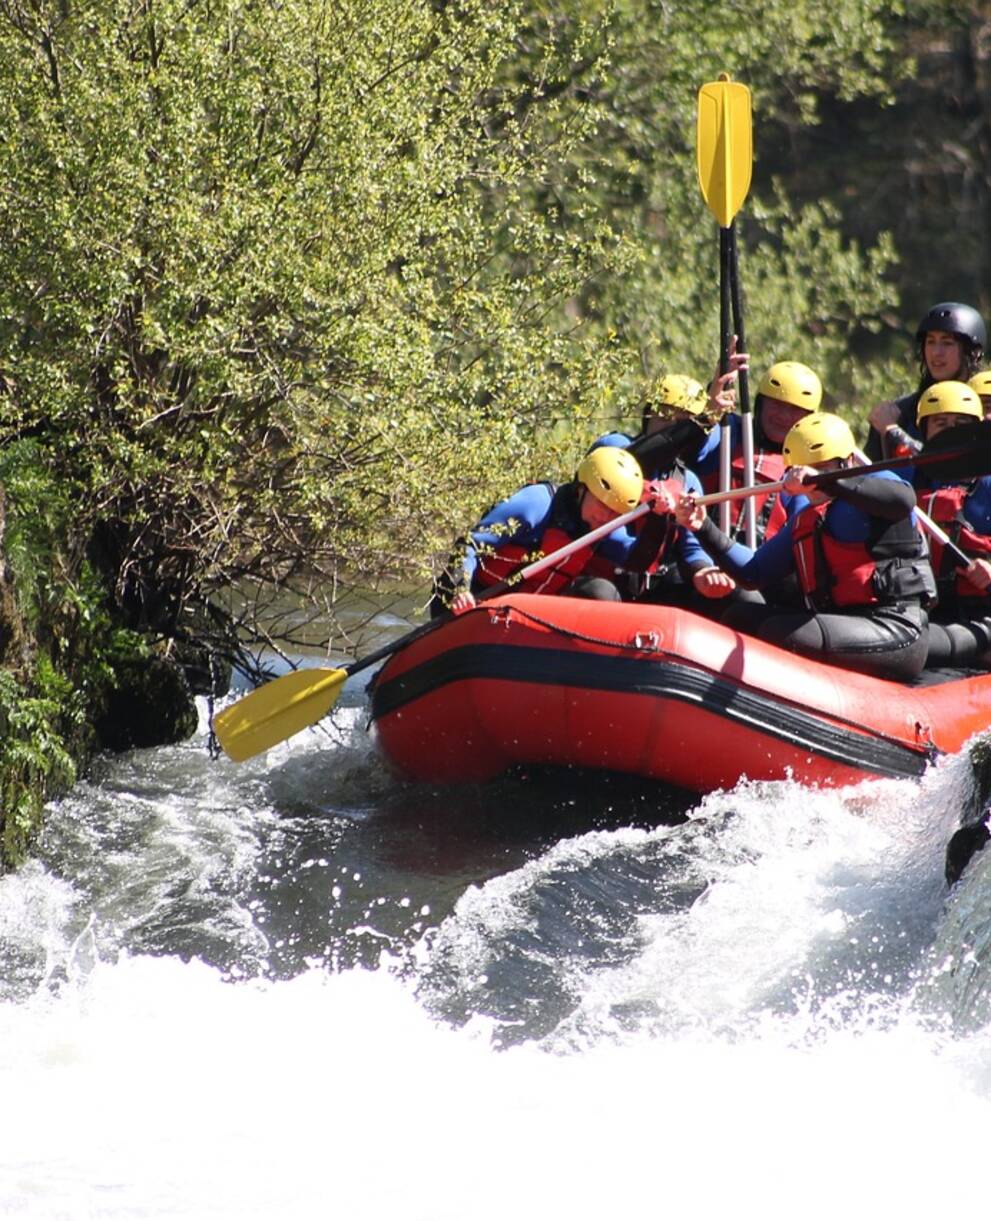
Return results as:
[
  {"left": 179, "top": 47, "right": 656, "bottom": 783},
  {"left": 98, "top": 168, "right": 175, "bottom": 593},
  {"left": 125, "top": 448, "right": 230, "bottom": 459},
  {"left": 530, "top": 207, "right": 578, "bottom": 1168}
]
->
[{"left": 0, "top": 475, "right": 204, "bottom": 869}]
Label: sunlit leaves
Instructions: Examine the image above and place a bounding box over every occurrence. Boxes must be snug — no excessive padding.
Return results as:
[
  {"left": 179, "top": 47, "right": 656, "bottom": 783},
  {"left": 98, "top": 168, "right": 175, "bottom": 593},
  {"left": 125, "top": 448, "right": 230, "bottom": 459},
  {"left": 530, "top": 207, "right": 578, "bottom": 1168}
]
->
[{"left": 0, "top": 0, "right": 911, "bottom": 654}]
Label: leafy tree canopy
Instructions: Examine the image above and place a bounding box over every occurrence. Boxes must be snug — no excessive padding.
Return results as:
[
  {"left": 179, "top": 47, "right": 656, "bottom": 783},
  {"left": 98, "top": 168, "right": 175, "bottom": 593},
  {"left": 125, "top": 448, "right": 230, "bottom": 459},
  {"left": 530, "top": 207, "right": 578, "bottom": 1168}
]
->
[{"left": 0, "top": 0, "right": 913, "bottom": 658}]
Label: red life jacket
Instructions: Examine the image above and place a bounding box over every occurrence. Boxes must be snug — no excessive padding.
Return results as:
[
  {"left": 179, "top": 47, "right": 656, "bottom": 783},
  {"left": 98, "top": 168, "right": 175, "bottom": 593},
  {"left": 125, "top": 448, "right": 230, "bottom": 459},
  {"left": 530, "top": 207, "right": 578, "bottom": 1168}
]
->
[
  {"left": 472, "top": 486, "right": 619, "bottom": 594},
  {"left": 701, "top": 449, "right": 785, "bottom": 539},
  {"left": 764, "top": 494, "right": 789, "bottom": 541},
  {"left": 633, "top": 476, "right": 682, "bottom": 574},
  {"left": 791, "top": 502, "right": 881, "bottom": 609},
  {"left": 920, "top": 484, "right": 991, "bottom": 600},
  {"left": 790, "top": 501, "right": 935, "bottom": 611}
]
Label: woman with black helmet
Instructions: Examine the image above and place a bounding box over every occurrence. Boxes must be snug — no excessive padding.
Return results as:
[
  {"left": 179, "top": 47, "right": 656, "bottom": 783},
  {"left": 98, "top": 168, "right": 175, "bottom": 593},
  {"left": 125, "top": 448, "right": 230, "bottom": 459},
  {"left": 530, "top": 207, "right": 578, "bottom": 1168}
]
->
[{"left": 864, "top": 301, "right": 987, "bottom": 460}]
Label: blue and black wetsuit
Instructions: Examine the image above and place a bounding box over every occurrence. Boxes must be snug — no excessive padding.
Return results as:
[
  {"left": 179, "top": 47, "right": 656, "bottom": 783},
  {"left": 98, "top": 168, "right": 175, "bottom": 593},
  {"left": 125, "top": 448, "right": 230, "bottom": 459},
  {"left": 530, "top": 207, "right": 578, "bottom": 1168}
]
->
[
  {"left": 590, "top": 430, "right": 717, "bottom": 600},
  {"left": 690, "top": 470, "right": 936, "bottom": 681},
  {"left": 917, "top": 474, "right": 991, "bottom": 667},
  {"left": 431, "top": 480, "right": 670, "bottom": 615}
]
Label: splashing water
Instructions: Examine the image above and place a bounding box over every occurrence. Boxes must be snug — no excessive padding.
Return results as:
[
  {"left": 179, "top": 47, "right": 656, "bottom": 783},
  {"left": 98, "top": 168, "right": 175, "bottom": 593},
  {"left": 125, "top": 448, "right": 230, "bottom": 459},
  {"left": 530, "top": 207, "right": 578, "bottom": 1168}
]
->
[{"left": 2, "top": 690, "right": 991, "bottom": 1219}]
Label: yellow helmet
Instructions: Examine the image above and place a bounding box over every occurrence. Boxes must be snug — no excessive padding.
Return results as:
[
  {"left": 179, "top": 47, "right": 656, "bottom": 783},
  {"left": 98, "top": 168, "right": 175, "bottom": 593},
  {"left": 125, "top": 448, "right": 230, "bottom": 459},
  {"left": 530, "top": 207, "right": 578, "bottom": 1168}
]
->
[
  {"left": 782, "top": 412, "right": 855, "bottom": 467},
  {"left": 576, "top": 446, "right": 643, "bottom": 513},
  {"left": 916, "top": 380, "right": 983, "bottom": 425},
  {"left": 757, "top": 361, "right": 823, "bottom": 413},
  {"left": 643, "top": 373, "right": 708, "bottom": 417},
  {"left": 968, "top": 370, "right": 991, "bottom": 398}
]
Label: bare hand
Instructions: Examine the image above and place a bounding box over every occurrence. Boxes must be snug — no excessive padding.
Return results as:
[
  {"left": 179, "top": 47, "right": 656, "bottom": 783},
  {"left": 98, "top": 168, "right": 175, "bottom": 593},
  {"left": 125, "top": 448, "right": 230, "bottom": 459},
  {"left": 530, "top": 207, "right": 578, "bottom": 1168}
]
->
[
  {"left": 451, "top": 591, "right": 477, "bottom": 614},
  {"left": 965, "top": 558, "right": 991, "bottom": 592},
  {"left": 782, "top": 464, "right": 818, "bottom": 496},
  {"left": 692, "top": 566, "right": 736, "bottom": 599},
  {"left": 868, "top": 401, "right": 900, "bottom": 433},
  {"left": 707, "top": 335, "right": 750, "bottom": 418},
  {"left": 675, "top": 492, "right": 705, "bottom": 531},
  {"left": 643, "top": 477, "right": 679, "bottom": 515},
  {"left": 707, "top": 370, "right": 739, "bottom": 420}
]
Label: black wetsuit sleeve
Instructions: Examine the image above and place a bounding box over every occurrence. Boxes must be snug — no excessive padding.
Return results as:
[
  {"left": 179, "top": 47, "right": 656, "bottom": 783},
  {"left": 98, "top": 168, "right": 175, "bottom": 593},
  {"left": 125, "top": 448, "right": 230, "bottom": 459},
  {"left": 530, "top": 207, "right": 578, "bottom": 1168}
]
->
[
  {"left": 692, "top": 518, "right": 765, "bottom": 589},
  {"left": 826, "top": 474, "right": 916, "bottom": 521},
  {"left": 862, "top": 393, "right": 920, "bottom": 461},
  {"left": 696, "top": 518, "right": 737, "bottom": 559}
]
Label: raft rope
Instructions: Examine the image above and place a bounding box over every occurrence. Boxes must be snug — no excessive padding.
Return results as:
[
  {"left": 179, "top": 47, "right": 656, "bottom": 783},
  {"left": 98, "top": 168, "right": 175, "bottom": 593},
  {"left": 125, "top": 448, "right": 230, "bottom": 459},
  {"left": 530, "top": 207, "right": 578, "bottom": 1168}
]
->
[
  {"left": 482, "top": 602, "right": 665, "bottom": 655},
  {"left": 483, "top": 603, "right": 942, "bottom": 764}
]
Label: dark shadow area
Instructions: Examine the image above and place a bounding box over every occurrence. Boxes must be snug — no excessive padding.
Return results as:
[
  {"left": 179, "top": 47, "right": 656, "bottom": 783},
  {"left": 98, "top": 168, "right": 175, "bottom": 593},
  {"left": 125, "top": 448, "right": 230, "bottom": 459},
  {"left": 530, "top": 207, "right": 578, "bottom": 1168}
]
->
[{"left": 245, "top": 765, "right": 696, "bottom": 981}]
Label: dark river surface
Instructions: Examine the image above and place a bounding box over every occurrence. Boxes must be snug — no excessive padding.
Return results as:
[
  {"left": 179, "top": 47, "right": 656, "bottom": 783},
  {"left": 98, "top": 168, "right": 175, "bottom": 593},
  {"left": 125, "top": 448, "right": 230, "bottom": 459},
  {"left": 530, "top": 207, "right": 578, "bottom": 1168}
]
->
[{"left": 2, "top": 629, "right": 991, "bottom": 1219}]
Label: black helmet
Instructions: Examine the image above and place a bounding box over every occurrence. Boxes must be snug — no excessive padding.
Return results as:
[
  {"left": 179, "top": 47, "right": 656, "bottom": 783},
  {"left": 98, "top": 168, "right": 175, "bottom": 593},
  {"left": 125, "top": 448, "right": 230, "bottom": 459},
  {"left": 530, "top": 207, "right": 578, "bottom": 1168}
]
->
[{"left": 916, "top": 302, "right": 987, "bottom": 352}]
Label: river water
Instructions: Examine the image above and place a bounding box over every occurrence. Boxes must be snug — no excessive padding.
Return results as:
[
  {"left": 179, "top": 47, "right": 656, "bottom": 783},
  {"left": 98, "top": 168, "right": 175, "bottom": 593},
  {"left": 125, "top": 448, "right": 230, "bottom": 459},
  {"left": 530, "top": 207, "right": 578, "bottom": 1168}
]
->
[{"left": 2, "top": 656, "right": 991, "bottom": 1219}]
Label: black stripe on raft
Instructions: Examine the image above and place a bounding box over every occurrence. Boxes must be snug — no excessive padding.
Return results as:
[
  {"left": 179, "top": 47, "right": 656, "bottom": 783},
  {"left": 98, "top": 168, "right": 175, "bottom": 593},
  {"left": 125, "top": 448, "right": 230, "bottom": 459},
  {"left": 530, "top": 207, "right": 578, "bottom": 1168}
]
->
[{"left": 369, "top": 643, "right": 931, "bottom": 781}]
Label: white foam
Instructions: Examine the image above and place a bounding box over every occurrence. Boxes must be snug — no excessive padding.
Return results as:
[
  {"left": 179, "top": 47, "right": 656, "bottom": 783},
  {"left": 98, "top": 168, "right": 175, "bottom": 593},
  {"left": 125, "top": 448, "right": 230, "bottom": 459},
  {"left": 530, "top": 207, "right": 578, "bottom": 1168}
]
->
[
  {"left": 4, "top": 711, "right": 991, "bottom": 1218},
  {"left": 1, "top": 955, "right": 990, "bottom": 1220}
]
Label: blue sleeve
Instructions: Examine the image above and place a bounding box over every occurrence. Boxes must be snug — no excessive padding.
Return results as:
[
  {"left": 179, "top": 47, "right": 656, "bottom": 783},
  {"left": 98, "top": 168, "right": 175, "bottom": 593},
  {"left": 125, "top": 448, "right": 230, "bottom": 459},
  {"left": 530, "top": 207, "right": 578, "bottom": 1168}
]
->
[
  {"left": 587, "top": 432, "right": 634, "bottom": 451},
  {"left": 779, "top": 490, "right": 806, "bottom": 519},
  {"left": 675, "top": 469, "right": 714, "bottom": 568},
  {"left": 703, "top": 520, "right": 798, "bottom": 587},
  {"left": 965, "top": 478, "right": 991, "bottom": 534},
  {"left": 677, "top": 526, "right": 713, "bottom": 569},
  {"left": 464, "top": 484, "right": 554, "bottom": 586},
  {"left": 827, "top": 469, "right": 911, "bottom": 540}
]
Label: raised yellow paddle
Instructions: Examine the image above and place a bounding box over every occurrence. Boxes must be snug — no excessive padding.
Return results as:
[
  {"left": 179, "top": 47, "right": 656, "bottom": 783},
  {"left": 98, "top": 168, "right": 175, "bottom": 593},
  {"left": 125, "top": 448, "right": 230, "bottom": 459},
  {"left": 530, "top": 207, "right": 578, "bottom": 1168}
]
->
[
  {"left": 696, "top": 75, "right": 752, "bottom": 229},
  {"left": 213, "top": 499, "right": 655, "bottom": 762},
  {"left": 696, "top": 74, "right": 754, "bottom": 539}
]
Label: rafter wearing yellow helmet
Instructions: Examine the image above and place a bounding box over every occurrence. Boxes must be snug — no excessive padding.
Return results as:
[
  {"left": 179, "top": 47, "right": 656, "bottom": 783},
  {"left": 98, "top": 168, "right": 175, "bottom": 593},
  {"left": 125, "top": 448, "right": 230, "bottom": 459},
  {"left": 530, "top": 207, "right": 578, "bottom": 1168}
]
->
[
  {"left": 914, "top": 380, "right": 991, "bottom": 670},
  {"left": 429, "top": 443, "right": 698, "bottom": 616},
  {"left": 674, "top": 409, "right": 936, "bottom": 682},
  {"left": 968, "top": 371, "right": 991, "bottom": 419}
]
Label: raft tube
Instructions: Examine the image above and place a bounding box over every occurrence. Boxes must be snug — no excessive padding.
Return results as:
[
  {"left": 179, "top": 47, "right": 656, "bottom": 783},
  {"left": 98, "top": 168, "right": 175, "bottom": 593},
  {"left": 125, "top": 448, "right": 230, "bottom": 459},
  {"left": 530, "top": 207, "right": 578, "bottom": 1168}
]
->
[{"left": 369, "top": 594, "right": 991, "bottom": 791}]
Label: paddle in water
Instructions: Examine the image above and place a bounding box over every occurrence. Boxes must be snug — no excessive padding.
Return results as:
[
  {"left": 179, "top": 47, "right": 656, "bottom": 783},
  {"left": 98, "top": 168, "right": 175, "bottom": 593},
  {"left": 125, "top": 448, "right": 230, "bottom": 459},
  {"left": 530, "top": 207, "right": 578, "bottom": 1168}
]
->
[{"left": 213, "top": 499, "right": 655, "bottom": 761}]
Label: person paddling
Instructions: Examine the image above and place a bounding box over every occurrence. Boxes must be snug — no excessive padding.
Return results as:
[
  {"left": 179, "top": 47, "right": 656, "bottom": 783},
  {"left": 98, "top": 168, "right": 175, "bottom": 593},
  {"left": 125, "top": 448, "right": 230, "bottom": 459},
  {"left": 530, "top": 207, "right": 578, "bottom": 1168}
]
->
[
  {"left": 909, "top": 381, "right": 991, "bottom": 668},
  {"left": 675, "top": 412, "right": 937, "bottom": 681},
  {"left": 434, "top": 447, "right": 677, "bottom": 615},
  {"left": 865, "top": 301, "right": 987, "bottom": 460}
]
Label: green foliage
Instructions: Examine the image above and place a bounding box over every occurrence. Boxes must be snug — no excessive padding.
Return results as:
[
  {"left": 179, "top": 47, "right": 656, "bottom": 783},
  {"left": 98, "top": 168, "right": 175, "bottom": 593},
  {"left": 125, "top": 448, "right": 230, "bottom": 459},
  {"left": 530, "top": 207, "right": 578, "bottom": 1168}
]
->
[
  {"left": 755, "top": 4, "right": 991, "bottom": 329},
  {"left": 0, "top": 660, "right": 78, "bottom": 865},
  {"left": 0, "top": 0, "right": 919, "bottom": 660}
]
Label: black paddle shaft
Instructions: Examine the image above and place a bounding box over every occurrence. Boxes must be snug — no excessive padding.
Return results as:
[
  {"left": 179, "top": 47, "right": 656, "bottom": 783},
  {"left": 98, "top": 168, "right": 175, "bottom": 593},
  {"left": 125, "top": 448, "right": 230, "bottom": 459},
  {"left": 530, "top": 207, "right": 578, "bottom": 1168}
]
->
[
  {"left": 810, "top": 420, "right": 991, "bottom": 490},
  {"left": 346, "top": 567, "right": 528, "bottom": 682},
  {"left": 719, "top": 228, "right": 732, "bottom": 378},
  {"left": 728, "top": 225, "right": 751, "bottom": 414}
]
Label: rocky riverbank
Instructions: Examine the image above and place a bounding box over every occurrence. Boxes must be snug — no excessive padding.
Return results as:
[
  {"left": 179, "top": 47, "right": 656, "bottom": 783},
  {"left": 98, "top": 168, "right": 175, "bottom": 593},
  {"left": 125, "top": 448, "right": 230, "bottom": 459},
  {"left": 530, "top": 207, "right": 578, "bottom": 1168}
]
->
[{"left": 0, "top": 483, "right": 204, "bottom": 869}]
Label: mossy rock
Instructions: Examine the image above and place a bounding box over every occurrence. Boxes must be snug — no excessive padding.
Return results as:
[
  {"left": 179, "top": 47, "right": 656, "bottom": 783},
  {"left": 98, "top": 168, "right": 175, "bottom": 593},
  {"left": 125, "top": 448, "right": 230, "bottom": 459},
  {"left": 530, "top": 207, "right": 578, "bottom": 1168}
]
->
[
  {"left": 971, "top": 734, "right": 991, "bottom": 811},
  {"left": 172, "top": 638, "right": 233, "bottom": 697},
  {"left": 95, "top": 656, "right": 198, "bottom": 752}
]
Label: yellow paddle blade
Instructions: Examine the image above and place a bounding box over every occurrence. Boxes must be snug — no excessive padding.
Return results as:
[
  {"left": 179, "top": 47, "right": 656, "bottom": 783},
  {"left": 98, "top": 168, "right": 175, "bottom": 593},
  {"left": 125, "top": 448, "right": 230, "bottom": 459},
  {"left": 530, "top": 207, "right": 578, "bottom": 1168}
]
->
[
  {"left": 696, "top": 76, "right": 752, "bottom": 228},
  {"left": 212, "top": 667, "right": 348, "bottom": 762}
]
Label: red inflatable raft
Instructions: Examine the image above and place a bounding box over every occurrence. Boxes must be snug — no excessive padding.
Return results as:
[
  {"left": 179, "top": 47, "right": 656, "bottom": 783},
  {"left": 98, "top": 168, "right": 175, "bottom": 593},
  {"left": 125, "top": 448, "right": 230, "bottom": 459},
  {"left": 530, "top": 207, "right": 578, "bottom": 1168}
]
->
[{"left": 369, "top": 594, "right": 991, "bottom": 791}]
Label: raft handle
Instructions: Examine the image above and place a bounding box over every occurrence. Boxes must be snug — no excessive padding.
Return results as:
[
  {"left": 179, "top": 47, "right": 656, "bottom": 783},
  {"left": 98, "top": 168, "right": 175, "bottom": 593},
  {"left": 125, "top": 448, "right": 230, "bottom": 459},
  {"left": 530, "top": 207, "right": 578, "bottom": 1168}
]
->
[
  {"left": 632, "top": 630, "right": 661, "bottom": 652},
  {"left": 487, "top": 606, "right": 514, "bottom": 630}
]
